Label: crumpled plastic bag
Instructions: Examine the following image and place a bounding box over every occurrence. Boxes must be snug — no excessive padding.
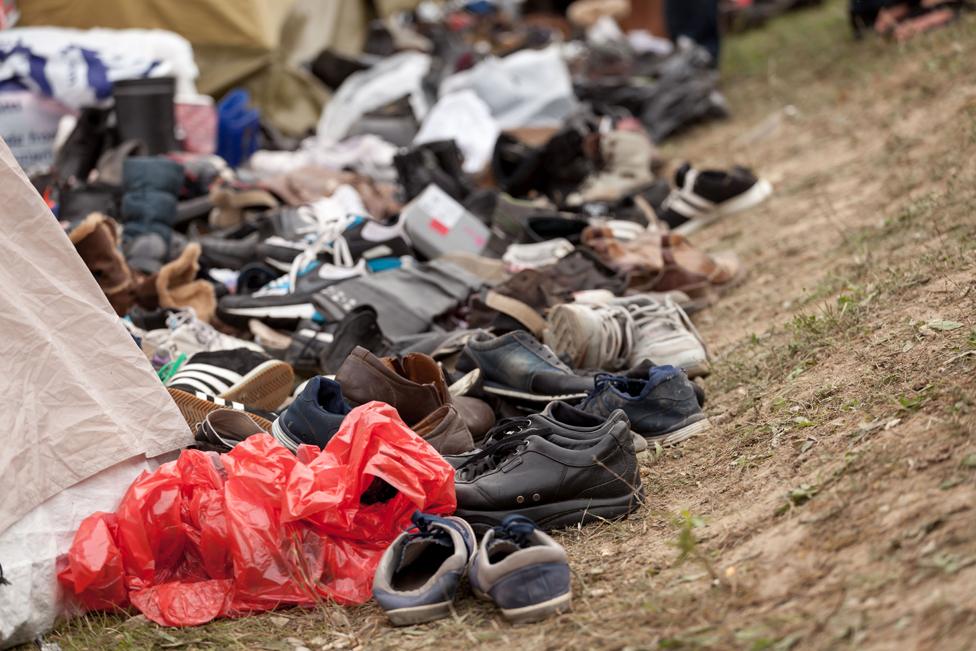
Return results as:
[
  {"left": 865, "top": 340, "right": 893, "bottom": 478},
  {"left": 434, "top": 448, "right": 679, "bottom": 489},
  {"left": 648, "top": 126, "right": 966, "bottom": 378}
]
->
[{"left": 57, "top": 402, "right": 456, "bottom": 626}]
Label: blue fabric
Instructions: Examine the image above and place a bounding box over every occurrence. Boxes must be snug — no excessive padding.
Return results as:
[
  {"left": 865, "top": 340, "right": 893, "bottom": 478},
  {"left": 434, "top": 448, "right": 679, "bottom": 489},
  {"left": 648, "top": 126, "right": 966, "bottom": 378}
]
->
[
  {"left": 217, "top": 89, "right": 260, "bottom": 167},
  {"left": 487, "top": 562, "right": 571, "bottom": 610},
  {"left": 277, "top": 376, "right": 351, "bottom": 448}
]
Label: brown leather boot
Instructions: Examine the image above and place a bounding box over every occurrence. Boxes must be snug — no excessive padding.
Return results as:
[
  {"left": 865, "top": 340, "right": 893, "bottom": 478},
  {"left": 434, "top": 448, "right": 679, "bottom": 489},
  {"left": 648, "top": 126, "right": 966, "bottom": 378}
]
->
[
  {"left": 68, "top": 213, "right": 136, "bottom": 316},
  {"left": 156, "top": 242, "right": 216, "bottom": 322}
]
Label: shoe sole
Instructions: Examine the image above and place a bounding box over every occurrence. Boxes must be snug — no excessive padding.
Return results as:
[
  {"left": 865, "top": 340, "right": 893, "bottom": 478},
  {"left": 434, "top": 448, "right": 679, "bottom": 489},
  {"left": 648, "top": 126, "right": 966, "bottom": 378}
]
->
[
  {"left": 168, "top": 388, "right": 274, "bottom": 432},
  {"left": 644, "top": 417, "right": 711, "bottom": 447},
  {"left": 457, "top": 485, "right": 644, "bottom": 534},
  {"left": 482, "top": 382, "right": 590, "bottom": 402},
  {"left": 685, "top": 361, "right": 711, "bottom": 379},
  {"left": 501, "top": 592, "right": 572, "bottom": 624},
  {"left": 220, "top": 360, "right": 294, "bottom": 411},
  {"left": 218, "top": 302, "right": 317, "bottom": 329},
  {"left": 383, "top": 601, "right": 452, "bottom": 626},
  {"left": 270, "top": 418, "right": 300, "bottom": 452},
  {"left": 672, "top": 179, "right": 773, "bottom": 236}
]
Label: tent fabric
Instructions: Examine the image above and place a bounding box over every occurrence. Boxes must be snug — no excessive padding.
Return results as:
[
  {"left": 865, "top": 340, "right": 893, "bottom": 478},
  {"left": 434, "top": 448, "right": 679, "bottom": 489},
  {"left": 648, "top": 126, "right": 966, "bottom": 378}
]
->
[{"left": 0, "top": 137, "right": 192, "bottom": 537}]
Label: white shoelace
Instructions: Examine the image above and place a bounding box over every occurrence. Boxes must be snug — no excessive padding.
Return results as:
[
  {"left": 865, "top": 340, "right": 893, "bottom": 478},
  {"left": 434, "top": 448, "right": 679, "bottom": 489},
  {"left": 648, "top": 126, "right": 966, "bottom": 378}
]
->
[
  {"left": 286, "top": 209, "right": 360, "bottom": 290},
  {"left": 166, "top": 309, "right": 225, "bottom": 349},
  {"left": 594, "top": 304, "right": 635, "bottom": 370},
  {"left": 628, "top": 297, "right": 707, "bottom": 351}
]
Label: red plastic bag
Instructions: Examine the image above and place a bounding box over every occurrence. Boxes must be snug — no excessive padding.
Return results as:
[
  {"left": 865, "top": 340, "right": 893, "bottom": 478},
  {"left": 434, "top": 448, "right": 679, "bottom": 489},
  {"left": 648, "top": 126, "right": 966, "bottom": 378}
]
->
[{"left": 58, "top": 402, "right": 456, "bottom": 626}]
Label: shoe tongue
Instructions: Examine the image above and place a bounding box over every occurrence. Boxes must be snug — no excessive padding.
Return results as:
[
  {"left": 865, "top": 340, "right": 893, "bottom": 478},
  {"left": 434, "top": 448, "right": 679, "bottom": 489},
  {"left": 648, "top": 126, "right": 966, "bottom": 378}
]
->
[
  {"left": 397, "top": 532, "right": 453, "bottom": 573},
  {"left": 674, "top": 162, "right": 691, "bottom": 188},
  {"left": 646, "top": 365, "right": 681, "bottom": 389}
]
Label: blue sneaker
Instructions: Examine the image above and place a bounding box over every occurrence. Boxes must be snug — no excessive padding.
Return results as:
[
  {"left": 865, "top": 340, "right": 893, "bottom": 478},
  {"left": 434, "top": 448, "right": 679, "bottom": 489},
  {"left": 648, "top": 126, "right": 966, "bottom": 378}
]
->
[
  {"left": 373, "top": 512, "right": 476, "bottom": 626},
  {"left": 270, "top": 376, "right": 351, "bottom": 451},
  {"left": 469, "top": 515, "right": 572, "bottom": 623}
]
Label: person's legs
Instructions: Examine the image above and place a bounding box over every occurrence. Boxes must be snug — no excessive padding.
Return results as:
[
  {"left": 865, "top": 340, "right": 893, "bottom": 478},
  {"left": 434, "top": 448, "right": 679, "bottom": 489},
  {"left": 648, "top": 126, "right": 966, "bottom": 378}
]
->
[{"left": 665, "top": 0, "right": 721, "bottom": 64}]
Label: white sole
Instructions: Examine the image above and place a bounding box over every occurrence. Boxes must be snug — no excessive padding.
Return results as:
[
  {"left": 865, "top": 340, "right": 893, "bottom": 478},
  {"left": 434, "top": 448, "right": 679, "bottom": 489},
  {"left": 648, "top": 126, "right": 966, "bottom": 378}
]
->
[
  {"left": 500, "top": 591, "right": 572, "bottom": 624},
  {"left": 384, "top": 601, "right": 452, "bottom": 626},
  {"left": 483, "top": 383, "right": 589, "bottom": 402},
  {"left": 646, "top": 417, "right": 711, "bottom": 446},
  {"left": 673, "top": 179, "right": 773, "bottom": 236},
  {"left": 223, "top": 304, "right": 317, "bottom": 320},
  {"left": 449, "top": 368, "right": 481, "bottom": 397}
]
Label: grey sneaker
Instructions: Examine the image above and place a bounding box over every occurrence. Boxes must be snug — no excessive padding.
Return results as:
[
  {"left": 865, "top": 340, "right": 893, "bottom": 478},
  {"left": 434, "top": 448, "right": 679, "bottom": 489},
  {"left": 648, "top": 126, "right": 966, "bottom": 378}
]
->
[
  {"left": 372, "top": 512, "right": 476, "bottom": 626},
  {"left": 613, "top": 294, "right": 710, "bottom": 377},
  {"left": 468, "top": 515, "right": 572, "bottom": 624},
  {"left": 544, "top": 302, "right": 635, "bottom": 371}
]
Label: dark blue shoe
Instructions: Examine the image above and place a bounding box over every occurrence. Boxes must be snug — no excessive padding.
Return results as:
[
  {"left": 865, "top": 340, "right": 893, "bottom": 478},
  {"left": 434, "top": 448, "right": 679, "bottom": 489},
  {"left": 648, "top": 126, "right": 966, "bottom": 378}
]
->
[
  {"left": 271, "top": 376, "right": 351, "bottom": 450},
  {"left": 458, "top": 330, "right": 593, "bottom": 401},
  {"left": 579, "top": 365, "right": 710, "bottom": 445},
  {"left": 373, "top": 512, "right": 476, "bottom": 626},
  {"left": 469, "top": 515, "right": 572, "bottom": 623}
]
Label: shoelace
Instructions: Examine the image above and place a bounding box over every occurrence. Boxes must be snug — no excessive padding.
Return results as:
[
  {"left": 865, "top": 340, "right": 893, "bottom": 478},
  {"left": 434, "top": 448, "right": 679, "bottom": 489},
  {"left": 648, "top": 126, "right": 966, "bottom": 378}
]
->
[
  {"left": 580, "top": 372, "right": 625, "bottom": 411},
  {"left": 628, "top": 297, "right": 707, "bottom": 350},
  {"left": 456, "top": 436, "right": 530, "bottom": 481},
  {"left": 286, "top": 209, "right": 361, "bottom": 290},
  {"left": 491, "top": 514, "right": 537, "bottom": 549},
  {"left": 593, "top": 304, "right": 635, "bottom": 369}
]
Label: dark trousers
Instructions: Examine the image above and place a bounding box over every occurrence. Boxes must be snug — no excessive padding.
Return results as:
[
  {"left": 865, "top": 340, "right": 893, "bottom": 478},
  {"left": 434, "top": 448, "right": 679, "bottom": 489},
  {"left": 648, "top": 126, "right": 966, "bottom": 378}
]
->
[{"left": 665, "top": 0, "right": 721, "bottom": 64}]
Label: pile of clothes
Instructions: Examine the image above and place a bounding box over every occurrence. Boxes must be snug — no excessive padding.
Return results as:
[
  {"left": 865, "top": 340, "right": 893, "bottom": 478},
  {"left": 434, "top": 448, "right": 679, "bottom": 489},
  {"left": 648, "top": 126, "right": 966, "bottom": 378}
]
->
[{"left": 45, "top": 0, "right": 775, "bottom": 631}]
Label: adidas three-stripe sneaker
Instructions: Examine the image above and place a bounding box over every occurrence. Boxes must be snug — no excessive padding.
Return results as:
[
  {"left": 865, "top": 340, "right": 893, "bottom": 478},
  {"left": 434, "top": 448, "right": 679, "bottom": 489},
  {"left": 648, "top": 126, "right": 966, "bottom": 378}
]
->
[{"left": 165, "top": 348, "right": 294, "bottom": 411}]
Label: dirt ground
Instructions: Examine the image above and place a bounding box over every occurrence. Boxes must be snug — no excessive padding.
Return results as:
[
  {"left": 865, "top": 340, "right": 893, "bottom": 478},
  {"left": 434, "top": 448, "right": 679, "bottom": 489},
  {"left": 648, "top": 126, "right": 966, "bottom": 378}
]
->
[{"left": 47, "top": 2, "right": 976, "bottom": 650}]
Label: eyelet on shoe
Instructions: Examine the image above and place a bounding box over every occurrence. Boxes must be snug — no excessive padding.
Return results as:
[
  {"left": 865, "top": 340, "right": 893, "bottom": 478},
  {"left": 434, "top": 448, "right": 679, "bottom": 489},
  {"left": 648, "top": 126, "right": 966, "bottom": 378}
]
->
[
  {"left": 516, "top": 495, "right": 525, "bottom": 504},
  {"left": 532, "top": 493, "right": 541, "bottom": 502}
]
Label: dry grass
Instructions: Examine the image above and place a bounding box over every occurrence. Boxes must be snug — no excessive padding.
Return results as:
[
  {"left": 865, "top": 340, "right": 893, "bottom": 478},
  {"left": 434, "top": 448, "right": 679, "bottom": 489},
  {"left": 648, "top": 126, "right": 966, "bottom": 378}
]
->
[{"left": 44, "top": 2, "right": 976, "bottom": 649}]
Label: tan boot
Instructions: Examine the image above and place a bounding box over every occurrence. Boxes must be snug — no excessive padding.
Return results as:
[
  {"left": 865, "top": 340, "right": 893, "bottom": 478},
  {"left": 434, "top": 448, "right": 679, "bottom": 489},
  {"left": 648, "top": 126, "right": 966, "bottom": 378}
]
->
[
  {"left": 156, "top": 242, "right": 216, "bottom": 322},
  {"left": 567, "top": 130, "right": 655, "bottom": 205},
  {"left": 68, "top": 213, "right": 136, "bottom": 316}
]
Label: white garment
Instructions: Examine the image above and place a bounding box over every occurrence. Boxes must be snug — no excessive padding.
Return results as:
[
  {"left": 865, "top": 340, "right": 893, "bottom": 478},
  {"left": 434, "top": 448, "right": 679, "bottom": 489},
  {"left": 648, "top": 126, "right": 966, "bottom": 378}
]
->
[{"left": 414, "top": 90, "right": 500, "bottom": 174}]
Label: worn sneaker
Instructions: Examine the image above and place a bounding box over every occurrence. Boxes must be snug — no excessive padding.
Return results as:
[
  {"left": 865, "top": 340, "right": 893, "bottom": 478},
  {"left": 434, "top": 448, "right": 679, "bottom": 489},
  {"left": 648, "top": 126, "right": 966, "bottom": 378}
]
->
[
  {"left": 458, "top": 330, "right": 593, "bottom": 402},
  {"left": 469, "top": 515, "right": 572, "bottom": 624},
  {"left": 660, "top": 162, "right": 772, "bottom": 235},
  {"left": 165, "top": 348, "right": 295, "bottom": 411},
  {"left": 193, "top": 408, "right": 269, "bottom": 453},
  {"left": 144, "top": 309, "right": 265, "bottom": 358},
  {"left": 580, "top": 366, "right": 709, "bottom": 445},
  {"left": 614, "top": 294, "right": 710, "bottom": 377},
  {"left": 544, "top": 302, "right": 634, "bottom": 371},
  {"left": 167, "top": 388, "right": 277, "bottom": 432},
  {"left": 502, "top": 238, "right": 575, "bottom": 271},
  {"left": 454, "top": 412, "right": 642, "bottom": 531},
  {"left": 372, "top": 512, "right": 476, "bottom": 626},
  {"left": 270, "top": 376, "right": 351, "bottom": 451},
  {"left": 565, "top": 130, "right": 655, "bottom": 206}
]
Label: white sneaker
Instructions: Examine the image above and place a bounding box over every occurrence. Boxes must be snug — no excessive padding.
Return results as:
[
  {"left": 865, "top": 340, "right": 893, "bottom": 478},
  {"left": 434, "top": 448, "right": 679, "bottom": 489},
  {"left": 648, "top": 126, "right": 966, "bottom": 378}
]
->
[
  {"left": 661, "top": 162, "right": 772, "bottom": 235},
  {"left": 146, "top": 310, "right": 265, "bottom": 358},
  {"left": 614, "top": 294, "right": 710, "bottom": 377},
  {"left": 502, "top": 238, "right": 574, "bottom": 271},
  {"left": 544, "top": 303, "right": 634, "bottom": 371}
]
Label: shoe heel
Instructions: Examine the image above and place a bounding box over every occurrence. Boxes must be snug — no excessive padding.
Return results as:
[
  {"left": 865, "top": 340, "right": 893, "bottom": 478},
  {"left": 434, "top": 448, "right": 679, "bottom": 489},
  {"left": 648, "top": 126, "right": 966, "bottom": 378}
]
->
[
  {"left": 500, "top": 592, "right": 572, "bottom": 624},
  {"left": 661, "top": 417, "right": 711, "bottom": 446}
]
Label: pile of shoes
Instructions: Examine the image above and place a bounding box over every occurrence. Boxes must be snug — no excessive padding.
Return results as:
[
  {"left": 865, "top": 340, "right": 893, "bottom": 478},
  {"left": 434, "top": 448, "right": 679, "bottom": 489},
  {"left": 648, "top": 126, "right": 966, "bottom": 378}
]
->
[{"left": 43, "top": 0, "right": 777, "bottom": 629}]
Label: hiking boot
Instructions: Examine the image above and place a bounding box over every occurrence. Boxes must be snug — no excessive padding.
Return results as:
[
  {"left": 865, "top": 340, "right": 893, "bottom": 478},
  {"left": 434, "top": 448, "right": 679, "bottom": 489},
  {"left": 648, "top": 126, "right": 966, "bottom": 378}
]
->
[
  {"left": 335, "top": 347, "right": 494, "bottom": 439},
  {"left": 271, "top": 376, "right": 351, "bottom": 451},
  {"left": 454, "top": 411, "right": 641, "bottom": 531},
  {"left": 193, "top": 408, "right": 269, "bottom": 453},
  {"left": 580, "top": 366, "right": 710, "bottom": 445},
  {"left": 544, "top": 302, "right": 635, "bottom": 371},
  {"left": 373, "top": 511, "right": 476, "bottom": 626},
  {"left": 566, "top": 131, "right": 655, "bottom": 206},
  {"left": 68, "top": 212, "right": 136, "bottom": 316},
  {"left": 457, "top": 330, "right": 594, "bottom": 401},
  {"left": 166, "top": 348, "right": 294, "bottom": 411},
  {"left": 614, "top": 294, "right": 710, "bottom": 377},
  {"left": 469, "top": 515, "right": 572, "bottom": 623},
  {"left": 660, "top": 162, "right": 772, "bottom": 235},
  {"left": 168, "top": 388, "right": 277, "bottom": 433}
]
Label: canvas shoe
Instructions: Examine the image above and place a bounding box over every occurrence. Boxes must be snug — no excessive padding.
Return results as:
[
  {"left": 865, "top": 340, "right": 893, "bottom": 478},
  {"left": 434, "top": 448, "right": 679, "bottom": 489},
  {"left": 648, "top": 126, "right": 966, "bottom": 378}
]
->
[
  {"left": 166, "top": 348, "right": 295, "bottom": 411},
  {"left": 660, "top": 162, "right": 772, "bottom": 235},
  {"left": 469, "top": 515, "right": 572, "bottom": 624},
  {"left": 372, "top": 512, "right": 476, "bottom": 626},
  {"left": 143, "top": 309, "right": 265, "bottom": 359},
  {"left": 453, "top": 411, "right": 641, "bottom": 531},
  {"left": 580, "top": 366, "right": 709, "bottom": 445},
  {"left": 193, "top": 408, "right": 269, "bottom": 453},
  {"left": 271, "top": 376, "right": 350, "bottom": 451},
  {"left": 614, "top": 294, "right": 710, "bottom": 377},
  {"left": 544, "top": 302, "right": 635, "bottom": 371}
]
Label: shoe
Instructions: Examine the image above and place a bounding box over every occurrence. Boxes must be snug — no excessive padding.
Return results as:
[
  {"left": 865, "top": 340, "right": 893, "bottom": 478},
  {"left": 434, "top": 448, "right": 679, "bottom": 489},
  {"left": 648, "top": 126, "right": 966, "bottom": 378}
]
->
[
  {"left": 271, "top": 376, "right": 350, "bottom": 451},
  {"left": 168, "top": 388, "right": 276, "bottom": 432},
  {"left": 614, "top": 294, "right": 710, "bottom": 377},
  {"left": 453, "top": 410, "right": 641, "bottom": 531},
  {"left": 373, "top": 511, "right": 476, "bottom": 626},
  {"left": 412, "top": 404, "right": 476, "bottom": 456},
  {"left": 335, "top": 347, "right": 493, "bottom": 439},
  {"left": 394, "top": 140, "right": 473, "bottom": 202},
  {"left": 469, "top": 515, "right": 572, "bottom": 623},
  {"left": 193, "top": 408, "right": 268, "bottom": 452},
  {"left": 580, "top": 366, "right": 710, "bottom": 445},
  {"left": 458, "top": 330, "right": 593, "bottom": 402},
  {"left": 68, "top": 212, "right": 136, "bottom": 316},
  {"left": 542, "top": 400, "right": 648, "bottom": 453},
  {"left": 544, "top": 302, "right": 634, "bottom": 371},
  {"left": 502, "top": 238, "right": 575, "bottom": 271},
  {"left": 156, "top": 243, "right": 217, "bottom": 324},
  {"left": 166, "top": 348, "right": 294, "bottom": 410},
  {"left": 143, "top": 309, "right": 265, "bottom": 358},
  {"left": 197, "top": 231, "right": 261, "bottom": 270},
  {"left": 318, "top": 305, "right": 386, "bottom": 375},
  {"left": 566, "top": 131, "right": 655, "bottom": 206},
  {"left": 660, "top": 162, "right": 772, "bottom": 235}
]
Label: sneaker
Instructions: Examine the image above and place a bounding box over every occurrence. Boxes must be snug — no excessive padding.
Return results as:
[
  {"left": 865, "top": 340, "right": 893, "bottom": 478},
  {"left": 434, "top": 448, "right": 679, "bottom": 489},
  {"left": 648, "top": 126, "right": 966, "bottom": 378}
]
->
[
  {"left": 580, "top": 366, "right": 710, "bottom": 445},
  {"left": 457, "top": 330, "right": 594, "bottom": 402},
  {"left": 502, "top": 238, "right": 575, "bottom": 271},
  {"left": 544, "top": 302, "right": 634, "bottom": 371},
  {"left": 453, "top": 411, "right": 642, "bottom": 531},
  {"left": 565, "top": 130, "right": 655, "bottom": 206},
  {"left": 468, "top": 515, "right": 572, "bottom": 624},
  {"left": 660, "top": 162, "right": 772, "bottom": 235},
  {"left": 271, "top": 376, "right": 350, "bottom": 451},
  {"left": 165, "top": 348, "right": 295, "bottom": 411},
  {"left": 372, "top": 511, "right": 476, "bottom": 626},
  {"left": 144, "top": 309, "right": 266, "bottom": 359},
  {"left": 167, "top": 388, "right": 277, "bottom": 432},
  {"left": 193, "top": 408, "right": 268, "bottom": 452},
  {"left": 614, "top": 294, "right": 710, "bottom": 377}
]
